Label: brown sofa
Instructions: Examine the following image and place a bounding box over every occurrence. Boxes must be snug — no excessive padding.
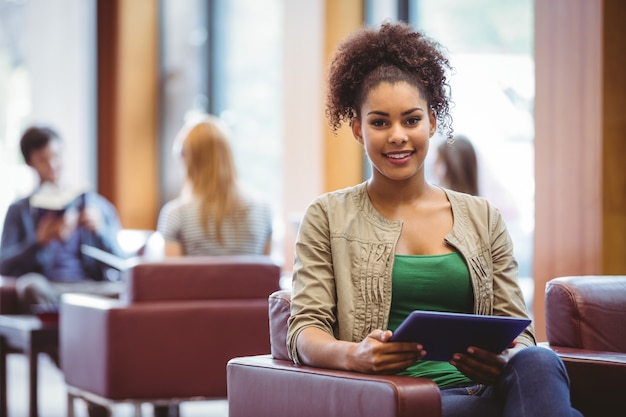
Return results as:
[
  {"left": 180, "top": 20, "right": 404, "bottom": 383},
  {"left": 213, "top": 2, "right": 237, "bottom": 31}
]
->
[
  {"left": 227, "top": 290, "right": 442, "bottom": 417},
  {"left": 0, "top": 276, "right": 18, "bottom": 315},
  {"left": 60, "top": 256, "right": 281, "bottom": 414},
  {"left": 545, "top": 275, "right": 626, "bottom": 417}
]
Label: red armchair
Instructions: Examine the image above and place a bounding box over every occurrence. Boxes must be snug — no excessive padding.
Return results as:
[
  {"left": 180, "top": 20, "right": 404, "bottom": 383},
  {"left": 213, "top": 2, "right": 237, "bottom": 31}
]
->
[
  {"left": 60, "top": 256, "right": 281, "bottom": 415},
  {"left": 227, "top": 290, "right": 442, "bottom": 417},
  {"left": 0, "top": 276, "right": 18, "bottom": 315},
  {"left": 545, "top": 275, "right": 626, "bottom": 417}
]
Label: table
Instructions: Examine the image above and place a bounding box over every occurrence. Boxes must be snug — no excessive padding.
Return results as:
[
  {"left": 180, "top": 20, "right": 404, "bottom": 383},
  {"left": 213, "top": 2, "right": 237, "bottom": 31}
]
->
[{"left": 0, "top": 315, "right": 58, "bottom": 417}]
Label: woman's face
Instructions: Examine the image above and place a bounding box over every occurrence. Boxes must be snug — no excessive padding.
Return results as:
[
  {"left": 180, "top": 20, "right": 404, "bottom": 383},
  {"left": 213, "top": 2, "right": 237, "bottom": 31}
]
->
[{"left": 352, "top": 81, "right": 436, "bottom": 184}]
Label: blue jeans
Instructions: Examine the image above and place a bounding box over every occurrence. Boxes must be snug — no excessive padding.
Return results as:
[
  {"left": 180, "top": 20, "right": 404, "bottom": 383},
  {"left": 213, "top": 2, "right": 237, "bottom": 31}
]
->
[{"left": 440, "top": 346, "right": 583, "bottom": 417}]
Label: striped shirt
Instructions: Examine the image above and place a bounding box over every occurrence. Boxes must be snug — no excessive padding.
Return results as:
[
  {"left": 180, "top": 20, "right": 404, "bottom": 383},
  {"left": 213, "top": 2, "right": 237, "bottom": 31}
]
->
[{"left": 157, "top": 194, "right": 272, "bottom": 256}]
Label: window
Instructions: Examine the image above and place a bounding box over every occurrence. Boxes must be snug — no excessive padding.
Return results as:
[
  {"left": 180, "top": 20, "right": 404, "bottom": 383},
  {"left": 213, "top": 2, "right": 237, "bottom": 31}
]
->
[
  {"left": 158, "top": 0, "right": 211, "bottom": 203},
  {"left": 0, "top": 0, "right": 96, "bottom": 236},
  {"left": 211, "top": 0, "right": 284, "bottom": 209}
]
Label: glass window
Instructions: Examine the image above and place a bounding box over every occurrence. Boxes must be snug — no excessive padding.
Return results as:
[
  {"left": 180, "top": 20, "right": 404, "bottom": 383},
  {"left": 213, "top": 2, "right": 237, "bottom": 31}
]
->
[
  {"left": 0, "top": 0, "right": 96, "bottom": 236},
  {"left": 211, "top": 0, "right": 284, "bottom": 208},
  {"left": 158, "top": 0, "right": 211, "bottom": 203}
]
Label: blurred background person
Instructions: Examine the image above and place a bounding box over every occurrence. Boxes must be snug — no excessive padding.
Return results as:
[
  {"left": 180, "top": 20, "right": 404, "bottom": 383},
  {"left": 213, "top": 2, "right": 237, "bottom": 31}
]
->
[
  {"left": 0, "top": 126, "right": 124, "bottom": 312},
  {"left": 0, "top": 125, "right": 123, "bottom": 417},
  {"left": 155, "top": 114, "right": 273, "bottom": 417},
  {"left": 157, "top": 114, "right": 273, "bottom": 257},
  {"left": 433, "top": 134, "right": 479, "bottom": 196}
]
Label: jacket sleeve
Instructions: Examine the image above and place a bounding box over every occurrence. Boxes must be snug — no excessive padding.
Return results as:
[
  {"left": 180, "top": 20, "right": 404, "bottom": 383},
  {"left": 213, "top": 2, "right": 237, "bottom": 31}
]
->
[
  {"left": 0, "top": 200, "right": 42, "bottom": 276},
  {"left": 287, "top": 196, "right": 337, "bottom": 365},
  {"left": 78, "top": 193, "right": 125, "bottom": 281},
  {"left": 488, "top": 203, "right": 537, "bottom": 347},
  {"left": 81, "top": 193, "right": 124, "bottom": 256}
]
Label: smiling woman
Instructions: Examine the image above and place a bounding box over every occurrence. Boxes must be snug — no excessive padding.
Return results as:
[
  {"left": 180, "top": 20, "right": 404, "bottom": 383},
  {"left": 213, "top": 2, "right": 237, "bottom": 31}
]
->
[{"left": 287, "top": 21, "right": 582, "bottom": 417}]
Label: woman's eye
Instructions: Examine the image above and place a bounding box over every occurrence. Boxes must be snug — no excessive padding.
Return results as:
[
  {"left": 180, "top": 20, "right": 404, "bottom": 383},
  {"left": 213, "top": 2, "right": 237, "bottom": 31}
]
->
[
  {"left": 405, "top": 117, "right": 421, "bottom": 126},
  {"left": 370, "top": 119, "right": 387, "bottom": 127}
]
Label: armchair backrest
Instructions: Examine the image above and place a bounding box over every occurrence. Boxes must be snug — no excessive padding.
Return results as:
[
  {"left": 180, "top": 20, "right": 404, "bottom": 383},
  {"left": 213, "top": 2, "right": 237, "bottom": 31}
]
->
[
  {"left": 269, "top": 289, "right": 291, "bottom": 360},
  {"left": 123, "top": 256, "right": 281, "bottom": 303},
  {"left": 545, "top": 275, "right": 626, "bottom": 352}
]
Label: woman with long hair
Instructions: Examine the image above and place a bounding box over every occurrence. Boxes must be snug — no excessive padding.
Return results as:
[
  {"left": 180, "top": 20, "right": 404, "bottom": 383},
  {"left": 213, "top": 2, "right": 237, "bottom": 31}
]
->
[
  {"left": 434, "top": 134, "right": 479, "bottom": 196},
  {"left": 157, "top": 114, "right": 272, "bottom": 257}
]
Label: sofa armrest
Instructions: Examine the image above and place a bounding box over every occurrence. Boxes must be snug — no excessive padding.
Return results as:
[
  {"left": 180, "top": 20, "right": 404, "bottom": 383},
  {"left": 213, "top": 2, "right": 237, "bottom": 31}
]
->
[
  {"left": 545, "top": 275, "right": 626, "bottom": 351},
  {"left": 268, "top": 290, "right": 290, "bottom": 360},
  {"left": 227, "top": 355, "right": 441, "bottom": 417},
  {"left": 549, "top": 345, "right": 626, "bottom": 365},
  {"left": 60, "top": 293, "right": 271, "bottom": 400},
  {"left": 544, "top": 344, "right": 626, "bottom": 417}
]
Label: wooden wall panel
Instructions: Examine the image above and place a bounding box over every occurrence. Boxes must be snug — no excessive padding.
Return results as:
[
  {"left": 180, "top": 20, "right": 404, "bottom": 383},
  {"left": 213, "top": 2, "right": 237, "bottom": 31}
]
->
[
  {"left": 323, "top": 0, "right": 364, "bottom": 192},
  {"left": 97, "top": 0, "right": 159, "bottom": 229},
  {"left": 96, "top": 0, "right": 119, "bottom": 208},
  {"left": 533, "top": 0, "right": 626, "bottom": 340},
  {"left": 602, "top": 0, "right": 626, "bottom": 274},
  {"left": 533, "top": 0, "right": 603, "bottom": 341}
]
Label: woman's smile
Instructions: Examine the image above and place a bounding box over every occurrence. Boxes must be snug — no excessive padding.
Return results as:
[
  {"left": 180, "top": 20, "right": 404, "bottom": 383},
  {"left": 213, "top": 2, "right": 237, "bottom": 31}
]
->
[{"left": 383, "top": 150, "right": 415, "bottom": 164}]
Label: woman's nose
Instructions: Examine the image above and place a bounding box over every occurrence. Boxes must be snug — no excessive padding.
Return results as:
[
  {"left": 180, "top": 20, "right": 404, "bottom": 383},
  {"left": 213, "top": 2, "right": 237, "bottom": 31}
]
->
[{"left": 389, "top": 125, "right": 408, "bottom": 144}]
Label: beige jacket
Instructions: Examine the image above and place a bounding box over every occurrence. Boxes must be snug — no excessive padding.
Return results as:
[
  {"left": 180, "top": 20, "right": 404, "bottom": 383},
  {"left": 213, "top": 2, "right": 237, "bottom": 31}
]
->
[{"left": 287, "top": 182, "right": 535, "bottom": 365}]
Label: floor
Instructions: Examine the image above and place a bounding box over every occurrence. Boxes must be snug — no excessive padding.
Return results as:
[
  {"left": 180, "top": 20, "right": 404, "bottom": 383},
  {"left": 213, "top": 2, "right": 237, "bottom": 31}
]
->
[{"left": 6, "top": 353, "right": 229, "bottom": 417}]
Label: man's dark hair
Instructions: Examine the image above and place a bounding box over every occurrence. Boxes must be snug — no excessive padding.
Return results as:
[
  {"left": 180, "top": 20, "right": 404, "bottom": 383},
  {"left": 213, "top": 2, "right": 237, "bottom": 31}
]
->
[{"left": 20, "top": 126, "right": 60, "bottom": 163}]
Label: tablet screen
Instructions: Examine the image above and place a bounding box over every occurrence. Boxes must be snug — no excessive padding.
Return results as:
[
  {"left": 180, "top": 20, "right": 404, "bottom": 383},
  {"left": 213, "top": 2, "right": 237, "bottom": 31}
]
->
[{"left": 388, "top": 310, "right": 531, "bottom": 361}]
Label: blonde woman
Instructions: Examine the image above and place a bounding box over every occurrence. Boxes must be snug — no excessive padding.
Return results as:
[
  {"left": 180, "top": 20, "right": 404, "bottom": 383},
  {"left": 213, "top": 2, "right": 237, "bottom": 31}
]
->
[{"left": 157, "top": 115, "right": 272, "bottom": 257}]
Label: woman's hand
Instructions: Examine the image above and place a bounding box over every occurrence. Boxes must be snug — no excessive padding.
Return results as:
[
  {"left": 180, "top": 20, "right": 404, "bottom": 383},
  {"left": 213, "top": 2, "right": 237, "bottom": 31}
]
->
[
  {"left": 347, "top": 329, "right": 426, "bottom": 374},
  {"left": 449, "top": 341, "right": 525, "bottom": 384},
  {"left": 296, "top": 327, "right": 425, "bottom": 375}
]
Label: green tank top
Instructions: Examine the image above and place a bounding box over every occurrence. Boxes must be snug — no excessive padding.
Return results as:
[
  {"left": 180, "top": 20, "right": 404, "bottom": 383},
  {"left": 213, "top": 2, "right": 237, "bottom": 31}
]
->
[{"left": 389, "top": 252, "right": 473, "bottom": 388}]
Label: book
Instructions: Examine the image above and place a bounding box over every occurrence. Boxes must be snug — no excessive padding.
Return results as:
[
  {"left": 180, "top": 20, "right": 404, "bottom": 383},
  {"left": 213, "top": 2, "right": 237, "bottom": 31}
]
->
[
  {"left": 29, "top": 183, "right": 87, "bottom": 217},
  {"left": 80, "top": 244, "right": 142, "bottom": 271},
  {"left": 388, "top": 310, "right": 532, "bottom": 361}
]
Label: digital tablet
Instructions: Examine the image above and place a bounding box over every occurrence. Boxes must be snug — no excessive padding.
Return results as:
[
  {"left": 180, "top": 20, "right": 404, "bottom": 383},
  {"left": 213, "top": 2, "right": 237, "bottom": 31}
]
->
[{"left": 388, "top": 310, "right": 531, "bottom": 361}]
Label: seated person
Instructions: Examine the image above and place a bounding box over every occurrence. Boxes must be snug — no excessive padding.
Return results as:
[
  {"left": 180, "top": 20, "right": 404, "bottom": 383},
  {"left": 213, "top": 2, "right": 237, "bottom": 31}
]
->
[
  {"left": 0, "top": 126, "right": 125, "bottom": 417},
  {"left": 155, "top": 114, "right": 273, "bottom": 417},
  {"left": 288, "top": 22, "right": 582, "bottom": 417},
  {"left": 157, "top": 114, "right": 273, "bottom": 257},
  {"left": 0, "top": 125, "right": 125, "bottom": 313},
  {"left": 433, "top": 134, "right": 479, "bottom": 196}
]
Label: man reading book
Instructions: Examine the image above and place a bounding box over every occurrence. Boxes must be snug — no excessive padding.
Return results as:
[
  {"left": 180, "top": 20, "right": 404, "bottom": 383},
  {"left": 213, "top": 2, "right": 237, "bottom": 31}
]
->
[
  {"left": 0, "top": 125, "right": 125, "bottom": 314},
  {"left": 0, "top": 125, "right": 125, "bottom": 417}
]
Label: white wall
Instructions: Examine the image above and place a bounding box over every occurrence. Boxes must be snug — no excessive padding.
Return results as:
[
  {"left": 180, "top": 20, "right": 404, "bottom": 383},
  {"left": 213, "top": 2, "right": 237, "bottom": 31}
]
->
[{"left": 281, "top": 0, "right": 325, "bottom": 270}]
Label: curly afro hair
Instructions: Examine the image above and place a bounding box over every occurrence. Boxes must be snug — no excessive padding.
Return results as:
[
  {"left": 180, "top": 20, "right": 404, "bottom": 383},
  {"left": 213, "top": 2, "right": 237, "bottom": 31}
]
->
[{"left": 326, "top": 21, "right": 453, "bottom": 138}]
